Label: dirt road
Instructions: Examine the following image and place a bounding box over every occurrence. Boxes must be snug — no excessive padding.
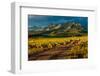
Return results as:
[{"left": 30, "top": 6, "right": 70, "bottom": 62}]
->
[{"left": 28, "top": 40, "right": 82, "bottom": 60}]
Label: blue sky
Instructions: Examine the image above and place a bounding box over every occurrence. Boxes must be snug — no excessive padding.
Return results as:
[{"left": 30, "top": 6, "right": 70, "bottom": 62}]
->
[{"left": 28, "top": 15, "right": 88, "bottom": 27}]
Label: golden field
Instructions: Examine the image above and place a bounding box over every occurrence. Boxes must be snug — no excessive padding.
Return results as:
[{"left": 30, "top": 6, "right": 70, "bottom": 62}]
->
[{"left": 28, "top": 36, "right": 88, "bottom": 60}]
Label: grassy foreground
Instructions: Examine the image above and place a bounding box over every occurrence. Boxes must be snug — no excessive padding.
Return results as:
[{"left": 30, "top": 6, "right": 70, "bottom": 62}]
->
[{"left": 28, "top": 36, "right": 88, "bottom": 60}]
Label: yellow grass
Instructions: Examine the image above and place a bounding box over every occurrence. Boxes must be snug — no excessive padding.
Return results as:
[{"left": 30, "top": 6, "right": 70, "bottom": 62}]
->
[
  {"left": 28, "top": 36, "right": 87, "bottom": 46},
  {"left": 28, "top": 36, "right": 88, "bottom": 57}
]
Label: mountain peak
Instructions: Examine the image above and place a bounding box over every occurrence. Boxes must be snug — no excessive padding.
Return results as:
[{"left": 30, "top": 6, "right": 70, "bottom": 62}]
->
[{"left": 28, "top": 22, "right": 87, "bottom": 37}]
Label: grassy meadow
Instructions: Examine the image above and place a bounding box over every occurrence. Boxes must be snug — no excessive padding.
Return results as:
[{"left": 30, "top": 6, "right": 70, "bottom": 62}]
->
[{"left": 28, "top": 36, "right": 88, "bottom": 60}]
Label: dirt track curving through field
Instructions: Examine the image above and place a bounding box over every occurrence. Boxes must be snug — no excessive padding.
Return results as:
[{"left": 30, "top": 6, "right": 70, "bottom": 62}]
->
[{"left": 28, "top": 40, "right": 82, "bottom": 60}]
